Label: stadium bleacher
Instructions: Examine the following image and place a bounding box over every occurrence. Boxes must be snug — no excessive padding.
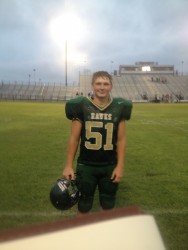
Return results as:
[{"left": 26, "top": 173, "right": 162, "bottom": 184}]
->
[
  {"left": 1, "top": 62, "right": 188, "bottom": 102},
  {"left": 79, "top": 74, "right": 188, "bottom": 102},
  {"left": 0, "top": 82, "right": 78, "bottom": 102}
]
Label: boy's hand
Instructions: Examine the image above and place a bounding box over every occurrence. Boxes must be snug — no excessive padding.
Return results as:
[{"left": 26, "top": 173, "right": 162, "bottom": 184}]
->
[
  {"left": 62, "top": 166, "right": 75, "bottom": 180},
  {"left": 111, "top": 167, "right": 123, "bottom": 183}
]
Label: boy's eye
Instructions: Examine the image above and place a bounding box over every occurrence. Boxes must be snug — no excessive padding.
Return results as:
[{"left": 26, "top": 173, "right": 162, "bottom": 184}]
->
[{"left": 95, "top": 82, "right": 110, "bottom": 86}]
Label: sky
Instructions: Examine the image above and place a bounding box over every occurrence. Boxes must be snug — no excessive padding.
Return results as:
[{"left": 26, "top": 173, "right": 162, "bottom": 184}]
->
[{"left": 0, "top": 0, "right": 188, "bottom": 85}]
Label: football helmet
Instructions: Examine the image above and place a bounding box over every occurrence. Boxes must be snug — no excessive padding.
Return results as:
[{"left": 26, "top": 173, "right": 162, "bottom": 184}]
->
[{"left": 50, "top": 178, "right": 80, "bottom": 210}]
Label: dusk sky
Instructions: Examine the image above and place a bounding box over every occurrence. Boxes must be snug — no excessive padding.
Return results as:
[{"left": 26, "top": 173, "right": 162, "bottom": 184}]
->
[{"left": 0, "top": 0, "right": 187, "bottom": 84}]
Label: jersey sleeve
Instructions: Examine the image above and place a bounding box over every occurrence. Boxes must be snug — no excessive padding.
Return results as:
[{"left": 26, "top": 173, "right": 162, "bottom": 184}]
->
[
  {"left": 120, "top": 99, "right": 133, "bottom": 120},
  {"left": 65, "top": 96, "right": 84, "bottom": 121}
]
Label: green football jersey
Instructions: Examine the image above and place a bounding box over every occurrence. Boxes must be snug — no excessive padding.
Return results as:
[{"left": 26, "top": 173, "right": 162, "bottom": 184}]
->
[{"left": 65, "top": 96, "right": 132, "bottom": 165}]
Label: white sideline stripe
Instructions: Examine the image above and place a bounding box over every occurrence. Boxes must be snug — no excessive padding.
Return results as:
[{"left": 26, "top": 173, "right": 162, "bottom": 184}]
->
[
  {"left": 137, "top": 119, "right": 188, "bottom": 132},
  {"left": 146, "top": 209, "right": 188, "bottom": 215},
  {"left": 0, "top": 209, "right": 188, "bottom": 217},
  {"left": 0, "top": 212, "right": 71, "bottom": 217}
]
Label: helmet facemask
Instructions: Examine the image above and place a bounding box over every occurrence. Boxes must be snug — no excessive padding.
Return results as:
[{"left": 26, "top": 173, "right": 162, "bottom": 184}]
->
[{"left": 50, "top": 178, "right": 81, "bottom": 210}]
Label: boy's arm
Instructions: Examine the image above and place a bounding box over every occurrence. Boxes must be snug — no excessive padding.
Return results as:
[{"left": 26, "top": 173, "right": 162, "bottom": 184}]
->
[
  {"left": 111, "top": 120, "right": 126, "bottom": 183},
  {"left": 62, "top": 119, "right": 82, "bottom": 180}
]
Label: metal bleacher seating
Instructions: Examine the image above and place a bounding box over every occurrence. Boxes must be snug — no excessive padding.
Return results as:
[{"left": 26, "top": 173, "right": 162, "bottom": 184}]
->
[
  {"left": 1, "top": 74, "right": 188, "bottom": 102},
  {"left": 0, "top": 82, "right": 80, "bottom": 102},
  {"left": 79, "top": 74, "right": 188, "bottom": 102}
]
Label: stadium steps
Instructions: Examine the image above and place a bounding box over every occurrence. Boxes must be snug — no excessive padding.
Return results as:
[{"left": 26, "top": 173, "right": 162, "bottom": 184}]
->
[
  {"left": 79, "top": 75, "right": 92, "bottom": 96},
  {"left": 114, "top": 76, "right": 128, "bottom": 99},
  {"left": 167, "top": 76, "right": 188, "bottom": 99},
  {"left": 124, "top": 75, "right": 142, "bottom": 100},
  {"left": 128, "top": 75, "right": 143, "bottom": 100}
]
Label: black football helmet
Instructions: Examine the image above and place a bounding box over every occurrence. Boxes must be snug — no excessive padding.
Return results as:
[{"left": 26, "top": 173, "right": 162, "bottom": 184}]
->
[{"left": 50, "top": 178, "right": 80, "bottom": 210}]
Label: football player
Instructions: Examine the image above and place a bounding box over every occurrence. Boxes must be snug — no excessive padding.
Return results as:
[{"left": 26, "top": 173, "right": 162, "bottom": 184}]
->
[{"left": 62, "top": 71, "right": 132, "bottom": 213}]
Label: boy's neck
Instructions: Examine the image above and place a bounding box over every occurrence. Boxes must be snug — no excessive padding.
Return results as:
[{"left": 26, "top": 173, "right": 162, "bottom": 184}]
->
[{"left": 92, "top": 96, "right": 111, "bottom": 107}]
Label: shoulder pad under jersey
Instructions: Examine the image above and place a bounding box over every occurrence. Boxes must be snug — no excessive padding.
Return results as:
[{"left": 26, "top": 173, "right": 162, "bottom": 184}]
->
[
  {"left": 65, "top": 96, "right": 85, "bottom": 121},
  {"left": 114, "top": 97, "right": 133, "bottom": 120}
]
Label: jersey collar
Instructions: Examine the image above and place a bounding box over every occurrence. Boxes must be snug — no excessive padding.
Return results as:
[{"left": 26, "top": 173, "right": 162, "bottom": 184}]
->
[{"left": 87, "top": 96, "right": 113, "bottom": 111}]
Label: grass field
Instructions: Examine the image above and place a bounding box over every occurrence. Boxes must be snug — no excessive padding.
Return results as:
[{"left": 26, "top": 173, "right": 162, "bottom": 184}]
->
[{"left": 0, "top": 101, "right": 187, "bottom": 249}]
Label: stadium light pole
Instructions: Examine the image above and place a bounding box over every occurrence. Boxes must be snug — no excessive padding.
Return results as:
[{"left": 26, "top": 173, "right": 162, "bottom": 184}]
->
[
  {"left": 65, "top": 40, "right": 67, "bottom": 87},
  {"left": 49, "top": 13, "right": 86, "bottom": 87},
  {"left": 28, "top": 74, "right": 31, "bottom": 84},
  {"left": 181, "top": 61, "right": 184, "bottom": 76},
  {"left": 110, "top": 61, "right": 114, "bottom": 75},
  {"left": 33, "top": 69, "right": 36, "bottom": 85}
]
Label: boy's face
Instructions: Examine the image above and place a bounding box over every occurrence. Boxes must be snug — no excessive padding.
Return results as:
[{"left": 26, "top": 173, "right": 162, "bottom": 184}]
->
[{"left": 92, "top": 76, "right": 112, "bottom": 99}]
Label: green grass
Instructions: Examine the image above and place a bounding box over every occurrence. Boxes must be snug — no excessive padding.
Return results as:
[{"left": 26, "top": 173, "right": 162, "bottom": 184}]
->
[{"left": 0, "top": 101, "right": 187, "bottom": 249}]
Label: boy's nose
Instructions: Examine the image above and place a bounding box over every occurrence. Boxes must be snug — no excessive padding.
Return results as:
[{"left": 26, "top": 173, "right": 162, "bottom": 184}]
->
[{"left": 100, "top": 83, "right": 105, "bottom": 88}]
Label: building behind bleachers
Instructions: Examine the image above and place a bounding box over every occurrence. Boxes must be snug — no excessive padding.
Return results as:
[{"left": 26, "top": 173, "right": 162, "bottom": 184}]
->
[
  {"left": 78, "top": 62, "right": 188, "bottom": 102},
  {"left": 119, "top": 61, "right": 174, "bottom": 75}
]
